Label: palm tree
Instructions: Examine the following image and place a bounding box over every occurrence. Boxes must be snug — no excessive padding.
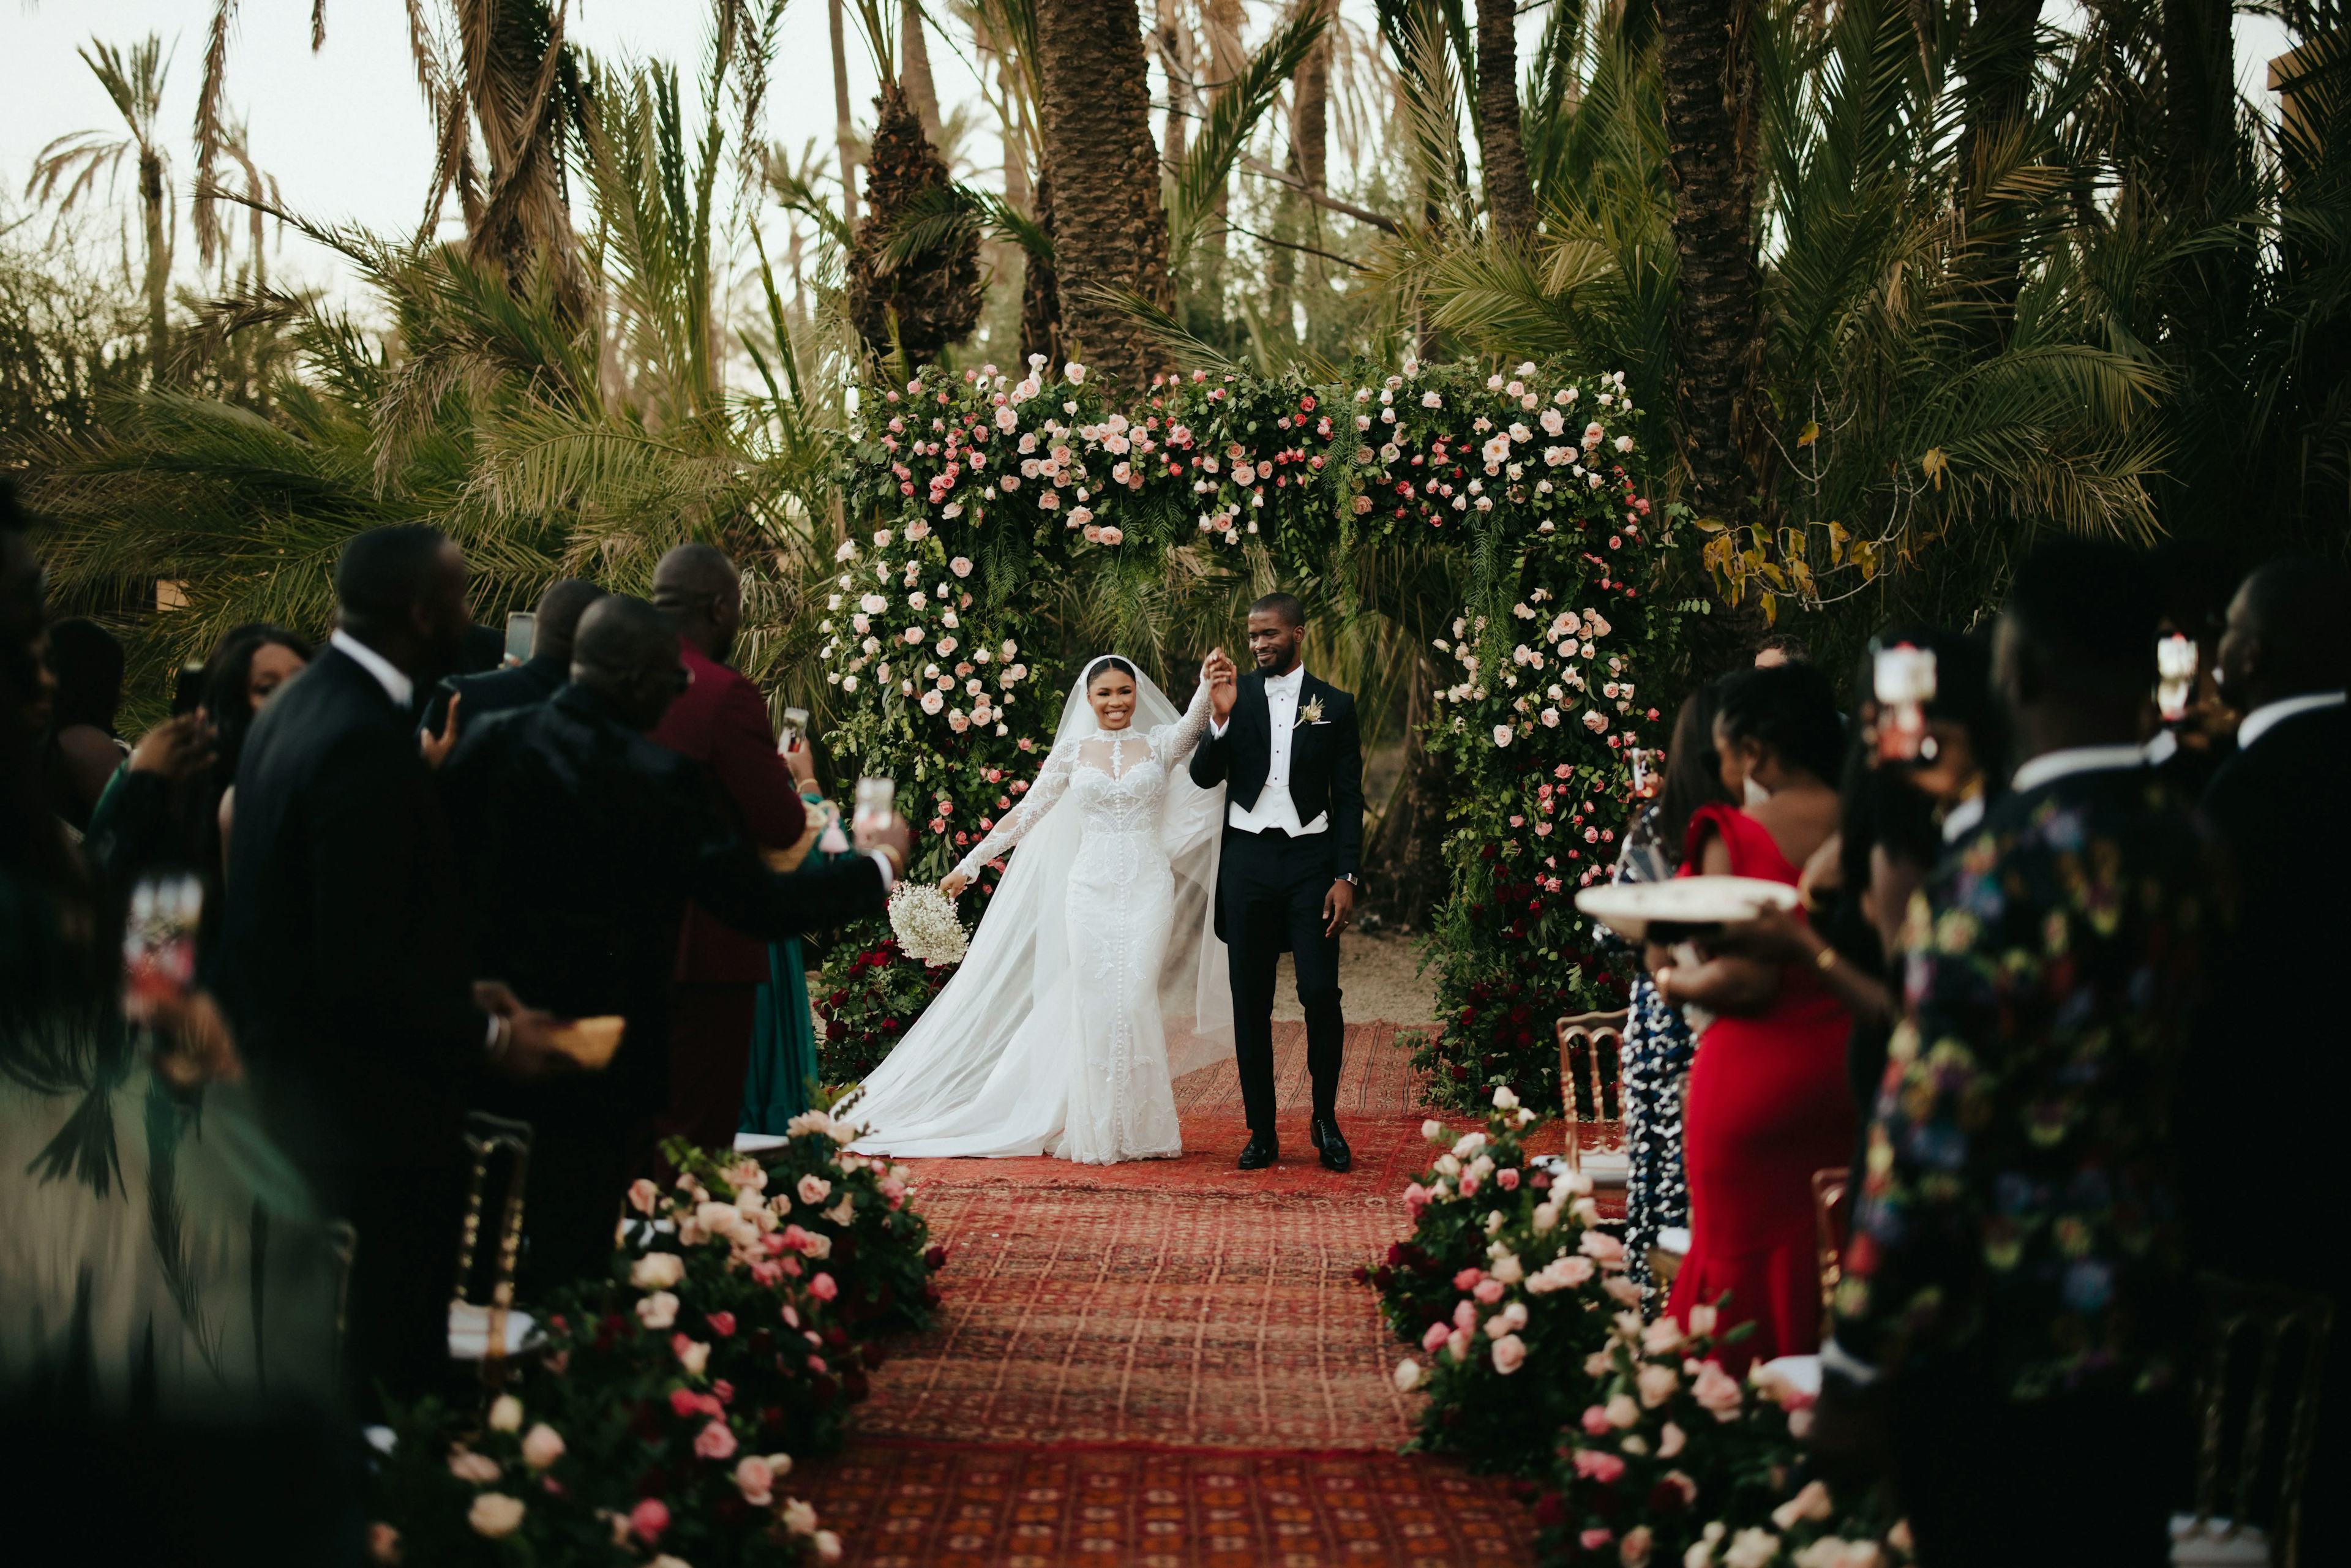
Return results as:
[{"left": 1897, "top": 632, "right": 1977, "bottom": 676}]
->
[
  {"left": 1030, "top": 0, "right": 1176, "bottom": 387},
  {"left": 29, "top": 37, "right": 176, "bottom": 374},
  {"left": 1473, "top": 0, "right": 1537, "bottom": 241}
]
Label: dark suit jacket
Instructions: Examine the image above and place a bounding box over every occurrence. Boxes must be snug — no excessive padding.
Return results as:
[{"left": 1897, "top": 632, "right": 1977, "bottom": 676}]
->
[
  {"left": 1188, "top": 669, "right": 1365, "bottom": 877},
  {"left": 648, "top": 637, "right": 808, "bottom": 986},
  {"left": 438, "top": 685, "right": 887, "bottom": 1097},
  {"left": 212, "top": 645, "right": 484, "bottom": 1187},
  {"left": 2194, "top": 701, "right": 2349, "bottom": 1288},
  {"left": 418, "top": 653, "right": 567, "bottom": 738}
]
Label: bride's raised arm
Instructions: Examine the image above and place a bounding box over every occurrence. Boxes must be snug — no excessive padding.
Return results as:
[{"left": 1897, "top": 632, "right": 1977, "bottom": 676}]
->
[
  {"left": 1150, "top": 659, "right": 1218, "bottom": 765},
  {"left": 949, "top": 737, "right": 1076, "bottom": 885}
]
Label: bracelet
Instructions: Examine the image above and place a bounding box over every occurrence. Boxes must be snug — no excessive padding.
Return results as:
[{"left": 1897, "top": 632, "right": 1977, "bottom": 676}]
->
[
  {"left": 1815, "top": 945, "right": 1840, "bottom": 973},
  {"left": 486, "top": 1013, "right": 512, "bottom": 1062}
]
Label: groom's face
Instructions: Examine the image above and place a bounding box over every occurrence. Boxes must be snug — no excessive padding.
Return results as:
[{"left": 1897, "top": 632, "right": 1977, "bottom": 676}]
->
[{"left": 1247, "top": 609, "right": 1303, "bottom": 673}]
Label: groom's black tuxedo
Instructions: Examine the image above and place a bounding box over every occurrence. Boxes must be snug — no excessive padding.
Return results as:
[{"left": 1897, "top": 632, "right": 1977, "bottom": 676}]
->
[{"left": 1190, "top": 667, "right": 1365, "bottom": 1141}]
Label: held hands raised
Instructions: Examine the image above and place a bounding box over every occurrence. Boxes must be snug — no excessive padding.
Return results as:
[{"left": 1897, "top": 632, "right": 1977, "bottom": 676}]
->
[{"left": 1203, "top": 647, "right": 1239, "bottom": 722}]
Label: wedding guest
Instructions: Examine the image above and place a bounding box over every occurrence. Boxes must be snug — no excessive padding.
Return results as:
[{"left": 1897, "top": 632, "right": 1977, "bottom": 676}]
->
[
  {"left": 744, "top": 760, "right": 855, "bottom": 1136},
  {"left": 212, "top": 523, "right": 574, "bottom": 1411},
  {"left": 42, "top": 616, "right": 130, "bottom": 830},
  {"left": 419, "top": 576, "right": 604, "bottom": 741},
  {"left": 1648, "top": 662, "right": 1853, "bottom": 1364},
  {"left": 648, "top": 544, "right": 809, "bottom": 1150},
  {"left": 1753, "top": 632, "right": 1810, "bottom": 669},
  {"left": 1823, "top": 540, "right": 2206, "bottom": 1567},
  {"left": 2145, "top": 539, "right": 2240, "bottom": 793},
  {"left": 440, "top": 596, "right": 904, "bottom": 1286},
  {"left": 1610, "top": 682, "right": 1733, "bottom": 1312},
  {"left": 2199, "top": 555, "right": 2350, "bottom": 1556}
]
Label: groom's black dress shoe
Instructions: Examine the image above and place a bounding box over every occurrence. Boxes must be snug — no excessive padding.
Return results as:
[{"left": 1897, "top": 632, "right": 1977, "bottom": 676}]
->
[
  {"left": 1311, "top": 1116, "right": 1352, "bottom": 1174},
  {"left": 1238, "top": 1133, "right": 1280, "bottom": 1170}
]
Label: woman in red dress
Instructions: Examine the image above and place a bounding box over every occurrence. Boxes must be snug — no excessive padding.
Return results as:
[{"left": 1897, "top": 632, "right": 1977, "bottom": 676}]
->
[{"left": 1652, "top": 663, "right": 1853, "bottom": 1365}]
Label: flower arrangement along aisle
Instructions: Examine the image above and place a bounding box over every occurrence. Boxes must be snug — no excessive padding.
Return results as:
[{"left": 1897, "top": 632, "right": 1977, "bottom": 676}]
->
[
  {"left": 824, "top": 356, "right": 1688, "bottom": 1111},
  {"left": 1534, "top": 1316, "right": 1913, "bottom": 1567},
  {"left": 811, "top": 936, "right": 951, "bottom": 1085},
  {"left": 1371, "top": 1089, "right": 1633, "bottom": 1471}
]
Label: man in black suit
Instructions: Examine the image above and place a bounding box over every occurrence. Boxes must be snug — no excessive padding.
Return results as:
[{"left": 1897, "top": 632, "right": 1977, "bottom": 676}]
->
[
  {"left": 1190, "top": 592, "right": 1365, "bottom": 1172},
  {"left": 420, "top": 577, "right": 604, "bottom": 740},
  {"left": 439, "top": 596, "right": 909, "bottom": 1288},
  {"left": 214, "top": 524, "right": 573, "bottom": 1411},
  {"left": 2201, "top": 556, "right": 2350, "bottom": 1555}
]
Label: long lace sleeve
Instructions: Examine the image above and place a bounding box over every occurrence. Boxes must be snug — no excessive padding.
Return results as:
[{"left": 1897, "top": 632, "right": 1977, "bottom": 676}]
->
[
  {"left": 953, "top": 740, "right": 1074, "bottom": 878},
  {"left": 1150, "top": 677, "right": 1215, "bottom": 769}
]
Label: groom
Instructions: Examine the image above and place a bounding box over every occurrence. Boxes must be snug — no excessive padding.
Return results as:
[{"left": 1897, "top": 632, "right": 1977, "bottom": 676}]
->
[{"left": 1191, "top": 593, "right": 1365, "bottom": 1172}]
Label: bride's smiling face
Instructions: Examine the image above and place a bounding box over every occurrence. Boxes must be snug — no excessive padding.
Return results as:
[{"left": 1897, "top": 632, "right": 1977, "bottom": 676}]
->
[{"left": 1089, "top": 668, "right": 1138, "bottom": 731}]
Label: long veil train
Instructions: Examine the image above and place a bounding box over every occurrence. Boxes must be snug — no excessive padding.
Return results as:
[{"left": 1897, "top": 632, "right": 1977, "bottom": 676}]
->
[{"left": 840, "top": 658, "right": 1233, "bottom": 1159}]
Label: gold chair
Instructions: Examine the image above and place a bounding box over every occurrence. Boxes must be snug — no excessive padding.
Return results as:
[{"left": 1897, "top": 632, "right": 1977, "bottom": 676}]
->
[
  {"left": 450, "top": 1111, "right": 535, "bottom": 1388},
  {"left": 1554, "top": 1010, "right": 1629, "bottom": 1182},
  {"left": 2177, "top": 1274, "right": 2334, "bottom": 1568},
  {"left": 1809, "top": 1168, "right": 1849, "bottom": 1318}
]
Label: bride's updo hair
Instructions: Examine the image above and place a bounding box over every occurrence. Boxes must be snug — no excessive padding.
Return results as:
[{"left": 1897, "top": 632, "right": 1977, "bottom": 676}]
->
[{"left": 1087, "top": 656, "right": 1138, "bottom": 688}]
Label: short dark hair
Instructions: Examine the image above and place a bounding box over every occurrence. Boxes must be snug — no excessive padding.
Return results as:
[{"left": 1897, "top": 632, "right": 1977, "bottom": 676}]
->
[
  {"left": 1755, "top": 632, "right": 1810, "bottom": 662},
  {"left": 1086, "top": 656, "right": 1138, "bottom": 687},
  {"left": 533, "top": 578, "right": 606, "bottom": 660},
  {"left": 2003, "top": 539, "right": 2159, "bottom": 688},
  {"left": 1715, "top": 661, "right": 1847, "bottom": 784},
  {"left": 2238, "top": 555, "right": 2351, "bottom": 693},
  {"left": 334, "top": 524, "right": 454, "bottom": 634},
  {"left": 573, "top": 594, "right": 678, "bottom": 681},
  {"left": 652, "top": 543, "right": 738, "bottom": 615},
  {"left": 1250, "top": 592, "right": 1305, "bottom": 629},
  {"left": 1657, "top": 680, "right": 1735, "bottom": 857}
]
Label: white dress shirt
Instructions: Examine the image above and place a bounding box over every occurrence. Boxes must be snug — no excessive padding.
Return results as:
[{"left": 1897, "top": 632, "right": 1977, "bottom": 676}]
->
[
  {"left": 2238, "top": 690, "right": 2347, "bottom": 751},
  {"left": 330, "top": 628, "right": 414, "bottom": 711},
  {"left": 2009, "top": 743, "right": 2150, "bottom": 795},
  {"left": 1210, "top": 664, "right": 1328, "bottom": 836}
]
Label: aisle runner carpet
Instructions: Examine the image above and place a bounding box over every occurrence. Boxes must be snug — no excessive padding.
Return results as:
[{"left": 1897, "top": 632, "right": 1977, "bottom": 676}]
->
[{"left": 804, "top": 1024, "right": 1539, "bottom": 1565}]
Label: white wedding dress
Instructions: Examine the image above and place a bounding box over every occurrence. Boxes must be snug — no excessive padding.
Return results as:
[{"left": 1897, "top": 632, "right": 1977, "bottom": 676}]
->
[{"left": 848, "top": 659, "right": 1232, "bottom": 1163}]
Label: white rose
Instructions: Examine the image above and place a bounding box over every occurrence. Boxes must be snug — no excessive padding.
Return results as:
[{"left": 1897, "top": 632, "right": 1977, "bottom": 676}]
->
[
  {"left": 467, "top": 1495, "right": 525, "bottom": 1539},
  {"left": 487, "top": 1394, "right": 523, "bottom": 1432},
  {"left": 520, "top": 1423, "right": 566, "bottom": 1469},
  {"left": 1393, "top": 1357, "right": 1424, "bottom": 1392},
  {"left": 634, "top": 1291, "right": 679, "bottom": 1330},
  {"left": 782, "top": 1498, "right": 820, "bottom": 1536}
]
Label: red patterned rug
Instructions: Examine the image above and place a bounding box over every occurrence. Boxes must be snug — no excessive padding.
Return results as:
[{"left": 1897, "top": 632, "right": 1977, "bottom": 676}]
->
[{"left": 806, "top": 1439, "right": 1531, "bottom": 1568}]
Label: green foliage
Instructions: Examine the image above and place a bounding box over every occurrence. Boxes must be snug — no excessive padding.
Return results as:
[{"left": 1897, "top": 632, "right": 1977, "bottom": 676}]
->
[{"left": 812, "top": 937, "right": 954, "bottom": 1101}]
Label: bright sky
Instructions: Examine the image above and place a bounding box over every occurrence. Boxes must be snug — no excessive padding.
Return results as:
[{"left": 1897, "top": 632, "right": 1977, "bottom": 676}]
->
[{"left": 0, "top": 1, "right": 2300, "bottom": 312}]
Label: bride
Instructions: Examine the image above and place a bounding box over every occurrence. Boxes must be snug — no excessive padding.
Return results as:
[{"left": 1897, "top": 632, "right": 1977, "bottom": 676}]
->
[{"left": 849, "top": 651, "right": 1236, "bottom": 1163}]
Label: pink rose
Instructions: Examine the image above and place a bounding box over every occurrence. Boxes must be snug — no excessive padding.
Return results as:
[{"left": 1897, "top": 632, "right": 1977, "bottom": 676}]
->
[
  {"left": 705, "top": 1311, "right": 737, "bottom": 1338},
  {"left": 810, "top": 1272, "right": 839, "bottom": 1302},
  {"left": 626, "top": 1178, "right": 659, "bottom": 1215},
  {"left": 520, "top": 1423, "right": 565, "bottom": 1470},
  {"left": 1578, "top": 1231, "right": 1627, "bottom": 1268},
  {"left": 628, "top": 1498, "right": 671, "bottom": 1544},
  {"left": 1620, "top": 1525, "right": 1654, "bottom": 1566},
  {"left": 1490, "top": 1334, "right": 1526, "bottom": 1375},
  {"left": 1496, "top": 1167, "right": 1520, "bottom": 1190},
  {"left": 1636, "top": 1363, "right": 1681, "bottom": 1408},
  {"left": 447, "top": 1449, "right": 501, "bottom": 1484},
  {"left": 1658, "top": 1422, "right": 1687, "bottom": 1458},
  {"left": 733, "top": 1455, "right": 776, "bottom": 1507},
  {"left": 1472, "top": 1278, "right": 1506, "bottom": 1305},
  {"left": 750, "top": 1259, "right": 784, "bottom": 1286},
  {"left": 1572, "top": 1449, "right": 1627, "bottom": 1484},
  {"left": 1420, "top": 1321, "right": 1451, "bottom": 1354},
  {"left": 1457, "top": 1174, "right": 1480, "bottom": 1197},
  {"left": 1452, "top": 1267, "right": 1485, "bottom": 1291},
  {"left": 1692, "top": 1359, "right": 1745, "bottom": 1419},
  {"left": 692, "top": 1419, "right": 738, "bottom": 1461},
  {"left": 1580, "top": 1404, "right": 1612, "bottom": 1436},
  {"left": 1580, "top": 1528, "right": 1614, "bottom": 1551}
]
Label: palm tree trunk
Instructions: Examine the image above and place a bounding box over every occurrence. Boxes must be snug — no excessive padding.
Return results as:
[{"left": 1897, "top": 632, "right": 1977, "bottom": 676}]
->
[
  {"left": 2161, "top": 0, "right": 2234, "bottom": 205},
  {"left": 1020, "top": 173, "right": 1064, "bottom": 367},
  {"left": 1291, "top": 0, "right": 1338, "bottom": 192},
  {"left": 139, "top": 144, "right": 170, "bottom": 375},
  {"left": 831, "top": 0, "right": 861, "bottom": 227},
  {"left": 1475, "top": 0, "right": 1539, "bottom": 241},
  {"left": 1032, "top": 0, "right": 1172, "bottom": 389},
  {"left": 1158, "top": 13, "right": 1194, "bottom": 171},
  {"left": 1656, "top": 0, "right": 1762, "bottom": 522},
  {"left": 902, "top": 0, "right": 947, "bottom": 144}
]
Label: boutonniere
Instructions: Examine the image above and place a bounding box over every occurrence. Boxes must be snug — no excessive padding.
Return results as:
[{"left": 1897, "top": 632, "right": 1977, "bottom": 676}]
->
[{"left": 1297, "top": 697, "right": 1326, "bottom": 727}]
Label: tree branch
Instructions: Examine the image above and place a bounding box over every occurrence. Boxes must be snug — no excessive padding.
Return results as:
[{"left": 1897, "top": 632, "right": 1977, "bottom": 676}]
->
[{"left": 1241, "top": 156, "right": 1400, "bottom": 233}]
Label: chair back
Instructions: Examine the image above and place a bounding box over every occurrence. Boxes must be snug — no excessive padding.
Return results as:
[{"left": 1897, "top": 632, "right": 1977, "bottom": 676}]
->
[
  {"left": 2184, "top": 1274, "right": 2333, "bottom": 1567},
  {"left": 1554, "top": 1011, "right": 1628, "bottom": 1179},
  {"left": 453, "top": 1111, "right": 534, "bottom": 1387},
  {"left": 1809, "top": 1168, "right": 1849, "bottom": 1316}
]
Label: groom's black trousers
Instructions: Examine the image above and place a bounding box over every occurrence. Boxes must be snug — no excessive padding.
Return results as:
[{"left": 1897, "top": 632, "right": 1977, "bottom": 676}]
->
[{"left": 1218, "top": 827, "right": 1345, "bottom": 1135}]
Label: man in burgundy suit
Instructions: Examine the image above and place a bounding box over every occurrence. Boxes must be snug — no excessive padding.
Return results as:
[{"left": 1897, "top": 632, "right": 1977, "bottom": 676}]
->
[{"left": 648, "top": 543, "right": 815, "bottom": 1147}]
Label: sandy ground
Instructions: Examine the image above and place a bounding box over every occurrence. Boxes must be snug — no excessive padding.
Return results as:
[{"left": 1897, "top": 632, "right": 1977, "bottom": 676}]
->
[{"left": 1269, "top": 929, "right": 1439, "bottom": 1025}]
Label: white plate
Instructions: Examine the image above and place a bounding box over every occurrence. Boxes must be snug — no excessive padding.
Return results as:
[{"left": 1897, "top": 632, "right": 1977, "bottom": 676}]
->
[{"left": 1574, "top": 875, "right": 1799, "bottom": 943}]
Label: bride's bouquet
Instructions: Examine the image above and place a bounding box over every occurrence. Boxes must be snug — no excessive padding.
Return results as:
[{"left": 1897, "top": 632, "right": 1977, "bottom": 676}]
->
[{"left": 888, "top": 882, "right": 971, "bottom": 968}]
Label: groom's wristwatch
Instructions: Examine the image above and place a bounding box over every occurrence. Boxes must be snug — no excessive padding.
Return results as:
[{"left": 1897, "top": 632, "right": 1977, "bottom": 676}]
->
[{"left": 1337, "top": 872, "right": 1358, "bottom": 885}]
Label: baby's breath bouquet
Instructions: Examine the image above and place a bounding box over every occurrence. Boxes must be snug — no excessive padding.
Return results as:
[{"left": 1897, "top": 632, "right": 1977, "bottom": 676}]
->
[{"left": 887, "top": 882, "right": 970, "bottom": 967}]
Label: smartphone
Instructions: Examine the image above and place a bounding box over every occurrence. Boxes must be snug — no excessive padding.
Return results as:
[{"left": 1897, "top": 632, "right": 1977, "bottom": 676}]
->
[
  {"left": 1872, "top": 643, "right": 1938, "bottom": 763},
  {"left": 503, "top": 611, "right": 537, "bottom": 666},
  {"left": 2156, "top": 634, "right": 2197, "bottom": 723},
  {"left": 852, "top": 776, "right": 896, "bottom": 841},
  {"left": 171, "top": 660, "right": 209, "bottom": 716},
  {"left": 1629, "top": 746, "right": 1663, "bottom": 798},
  {"left": 123, "top": 871, "right": 203, "bottom": 1007},
  {"left": 778, "top": 705, "right": 811, "bottom": 754}
]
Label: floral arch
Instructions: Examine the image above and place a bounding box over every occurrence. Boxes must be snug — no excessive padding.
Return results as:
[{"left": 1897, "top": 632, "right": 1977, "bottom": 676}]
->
[{"left": 815, "top": 356, "right": 1693, "bottom": 1112}]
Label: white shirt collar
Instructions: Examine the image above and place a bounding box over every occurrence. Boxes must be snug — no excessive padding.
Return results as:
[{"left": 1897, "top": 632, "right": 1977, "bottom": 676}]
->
[
  {"left": 330, "top": 628, "right": 416, "bottom": 711},
  {"left": 2141, "top": 728, "right": 2180, "bottom": 767},
  {"left": 1264, "top": 664, "right": 1306, "bottom": 694},
  {"left": 2238, "top": 691, "right": 2347, "bottom": 751},
  {"left": 2009, "top": 744, "right": 2148, "bottom": 795},
  {"left": 1940, "top": 791, "right": 1985, "bottom": 844}
]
